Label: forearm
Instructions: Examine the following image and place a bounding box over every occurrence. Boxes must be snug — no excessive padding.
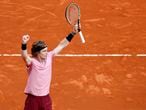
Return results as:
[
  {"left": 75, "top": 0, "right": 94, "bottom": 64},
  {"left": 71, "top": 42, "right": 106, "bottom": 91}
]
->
[
  {"left": 53, "top": 32, "right": 76, "bottom": 55},
  {"left": 53, "top": 38, "right": 69, "bottom": 55},
  {"left": 21, "top": 43, "right": 32, "bottom": 65},
  {"left": 21, "top": 49, "right": 29, "bottom": 58}
]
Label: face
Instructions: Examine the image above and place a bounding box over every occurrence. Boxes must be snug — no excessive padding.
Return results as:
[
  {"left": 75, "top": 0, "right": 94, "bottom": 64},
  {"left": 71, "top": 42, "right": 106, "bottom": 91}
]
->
[{"left": 37, "top": 47, "right": 48, "bottom": 59}]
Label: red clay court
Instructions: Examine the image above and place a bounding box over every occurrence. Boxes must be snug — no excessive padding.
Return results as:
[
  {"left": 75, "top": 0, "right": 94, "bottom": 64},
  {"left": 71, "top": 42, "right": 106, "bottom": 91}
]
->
[{"left": 0, "top": 0, "right": 146, "bottom": 110}]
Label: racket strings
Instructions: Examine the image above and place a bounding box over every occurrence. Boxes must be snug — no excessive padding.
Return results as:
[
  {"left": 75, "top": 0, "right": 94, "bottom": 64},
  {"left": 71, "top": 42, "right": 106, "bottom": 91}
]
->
[{"left": 66, "top": 3, "right": 80, "bottom": 25}]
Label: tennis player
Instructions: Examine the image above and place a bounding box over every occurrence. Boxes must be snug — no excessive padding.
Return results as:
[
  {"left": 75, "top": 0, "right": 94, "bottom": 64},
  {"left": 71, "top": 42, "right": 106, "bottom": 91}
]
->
[{"left": 21, "top": 24, "right": 80, "bottom": 110}]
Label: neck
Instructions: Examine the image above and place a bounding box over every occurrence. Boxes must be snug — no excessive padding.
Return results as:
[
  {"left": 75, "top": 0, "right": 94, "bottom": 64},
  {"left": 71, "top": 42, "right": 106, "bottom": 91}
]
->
[{"left": 36, "top": 56, "right": 45, "bottom": 62}]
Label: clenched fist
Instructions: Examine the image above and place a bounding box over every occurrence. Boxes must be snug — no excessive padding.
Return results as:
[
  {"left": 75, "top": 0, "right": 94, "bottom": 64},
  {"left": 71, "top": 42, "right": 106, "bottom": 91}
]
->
[{"left": 22, "top": 35, "right": 30, "bottom": 44}]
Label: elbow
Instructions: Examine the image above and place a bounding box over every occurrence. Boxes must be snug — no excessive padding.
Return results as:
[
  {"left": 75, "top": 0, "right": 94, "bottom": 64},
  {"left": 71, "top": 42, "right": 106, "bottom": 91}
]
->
[{"left": 21, "top": 51, "right": 27, "bottom": 59}]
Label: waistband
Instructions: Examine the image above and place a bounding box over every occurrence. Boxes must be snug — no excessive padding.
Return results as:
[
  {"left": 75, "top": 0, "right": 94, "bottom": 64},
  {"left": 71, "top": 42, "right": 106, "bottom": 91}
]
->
[{"left": 26, "top": 93, "right": 50, "bottom": 97}]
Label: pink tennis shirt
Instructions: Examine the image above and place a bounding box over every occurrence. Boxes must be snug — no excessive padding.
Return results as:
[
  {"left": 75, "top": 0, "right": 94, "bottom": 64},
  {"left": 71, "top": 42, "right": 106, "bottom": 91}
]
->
[{"left": 24, "top": 51, "right": 54, "bottom": 96}]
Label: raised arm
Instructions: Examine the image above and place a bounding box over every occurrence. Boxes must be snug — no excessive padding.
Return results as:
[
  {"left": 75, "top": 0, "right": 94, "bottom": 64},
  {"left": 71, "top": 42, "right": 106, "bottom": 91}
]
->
[
  {"left": 53, "top": 24, "right": 80, "bottom": 55},
  {"left": 21, "top": 35, "right": 32, "bottom": 66}
]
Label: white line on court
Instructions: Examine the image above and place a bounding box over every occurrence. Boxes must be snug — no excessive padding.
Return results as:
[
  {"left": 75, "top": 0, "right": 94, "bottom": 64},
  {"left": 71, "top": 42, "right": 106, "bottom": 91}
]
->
[
  {"left": 0, "top": 54, "right": 146, "bottom": 57},
  {"left": 136, "top": 54, "right": 146, "bottom": 57}
]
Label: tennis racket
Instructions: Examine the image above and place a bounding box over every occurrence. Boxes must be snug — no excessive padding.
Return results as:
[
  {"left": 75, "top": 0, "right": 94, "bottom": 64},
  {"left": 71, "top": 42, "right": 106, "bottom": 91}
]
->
[{"left": 65, "top": 2, "right": 85, "bottom": 43}]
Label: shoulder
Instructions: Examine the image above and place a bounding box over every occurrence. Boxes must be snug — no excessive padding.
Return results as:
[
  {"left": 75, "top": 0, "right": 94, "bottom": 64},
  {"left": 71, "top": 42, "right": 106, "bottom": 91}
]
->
[{"left": 47, "top": 50, "right": 55, "bottom": 57}]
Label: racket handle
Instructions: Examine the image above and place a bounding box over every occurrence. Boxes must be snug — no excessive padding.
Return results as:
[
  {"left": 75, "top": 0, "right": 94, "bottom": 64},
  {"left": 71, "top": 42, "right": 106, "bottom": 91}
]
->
[{"left": 79, "top": 31, "right": 85, "bottom": 43}]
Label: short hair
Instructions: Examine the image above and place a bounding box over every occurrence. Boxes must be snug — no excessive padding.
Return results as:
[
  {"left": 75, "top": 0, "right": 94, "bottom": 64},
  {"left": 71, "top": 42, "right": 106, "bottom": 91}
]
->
[{"left": 31, "top": 40, "right": 47, "bottom": 57}]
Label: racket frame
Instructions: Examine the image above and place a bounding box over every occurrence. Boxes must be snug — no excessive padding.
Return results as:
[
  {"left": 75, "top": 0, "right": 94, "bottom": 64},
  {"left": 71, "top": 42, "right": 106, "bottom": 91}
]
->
[{"left": 65, "top": 3, "right": 85, "bottom": 43}]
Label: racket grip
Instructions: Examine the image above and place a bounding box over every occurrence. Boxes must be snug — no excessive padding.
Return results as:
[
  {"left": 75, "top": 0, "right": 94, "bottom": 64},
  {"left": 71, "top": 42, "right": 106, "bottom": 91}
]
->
[{"left": 79, "top": 31, "right": 85, "bottom": 43}]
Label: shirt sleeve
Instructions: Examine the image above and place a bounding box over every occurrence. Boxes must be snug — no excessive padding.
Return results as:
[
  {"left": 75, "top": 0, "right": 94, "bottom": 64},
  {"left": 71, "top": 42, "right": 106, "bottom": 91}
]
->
[{"left": 48, "top": 50, "right": 55, "bottom": 58}]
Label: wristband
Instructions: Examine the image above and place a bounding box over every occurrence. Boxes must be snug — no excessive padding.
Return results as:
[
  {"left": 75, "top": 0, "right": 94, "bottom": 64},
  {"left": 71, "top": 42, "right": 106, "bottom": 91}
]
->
[
  {"left": 66, "top": 32, "right": 76, "bottom": 42},
  {"left": 21, "top": 44, "right": 27, "bottom": 50}
]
